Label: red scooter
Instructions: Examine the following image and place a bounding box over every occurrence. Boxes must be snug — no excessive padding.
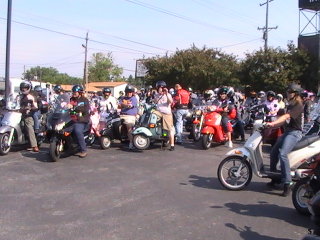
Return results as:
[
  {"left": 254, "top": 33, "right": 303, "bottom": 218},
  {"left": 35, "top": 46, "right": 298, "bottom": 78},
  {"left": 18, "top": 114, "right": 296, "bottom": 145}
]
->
[{"left": 200, "top": 106, "right": 235, "bottom": 150}]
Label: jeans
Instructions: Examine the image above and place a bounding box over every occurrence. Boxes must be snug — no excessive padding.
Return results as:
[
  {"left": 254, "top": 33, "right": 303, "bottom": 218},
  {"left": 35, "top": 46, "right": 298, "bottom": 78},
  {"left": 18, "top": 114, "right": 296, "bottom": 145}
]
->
[
  {"left": 32, "top": 110, "right": 41, "bottom": 130},
  {"left": 270, "top": 130, "right": 302, "bottom": 183},
  {"left": 73, "top": 122, "right": 87, "bottom": 152},
  {"left": 175, "top": 109, "right": 189, "bottom": 142}
]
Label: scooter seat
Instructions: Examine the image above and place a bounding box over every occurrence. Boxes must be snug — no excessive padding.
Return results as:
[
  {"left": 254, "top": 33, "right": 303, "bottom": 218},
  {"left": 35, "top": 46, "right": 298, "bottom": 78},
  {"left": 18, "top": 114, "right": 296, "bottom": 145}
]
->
[{"left": 292, "top": 135, "right": 320, "bottom": 151}]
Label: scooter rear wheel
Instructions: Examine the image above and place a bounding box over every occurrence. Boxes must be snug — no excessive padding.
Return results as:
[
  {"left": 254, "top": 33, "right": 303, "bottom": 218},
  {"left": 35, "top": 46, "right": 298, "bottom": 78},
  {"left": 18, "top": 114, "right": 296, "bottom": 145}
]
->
[
  {"left": 0, "top": 132, "right": 11, "bottom": 155},
  {"left": 217, "top": 156, "right": 252, "bottom": 190}
]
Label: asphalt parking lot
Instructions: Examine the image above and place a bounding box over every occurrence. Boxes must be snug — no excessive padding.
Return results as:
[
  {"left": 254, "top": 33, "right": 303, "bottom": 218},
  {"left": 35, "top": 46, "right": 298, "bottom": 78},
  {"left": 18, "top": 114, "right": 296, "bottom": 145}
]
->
[{"left": 0, "top": 139, "right": 311, "bottom": 240}]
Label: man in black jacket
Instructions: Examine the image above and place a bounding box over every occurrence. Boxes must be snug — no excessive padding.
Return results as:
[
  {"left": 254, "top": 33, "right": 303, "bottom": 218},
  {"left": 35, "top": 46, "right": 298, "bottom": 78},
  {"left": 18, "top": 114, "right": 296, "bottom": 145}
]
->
[{"left": 69, "top": 85, "right": 90, "bottom": 158}]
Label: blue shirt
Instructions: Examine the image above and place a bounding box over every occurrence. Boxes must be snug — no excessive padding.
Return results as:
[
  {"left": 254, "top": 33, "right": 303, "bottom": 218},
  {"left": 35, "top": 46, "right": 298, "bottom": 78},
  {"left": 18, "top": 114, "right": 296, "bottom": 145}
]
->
[{"left": 120, "top": 96, "right": 138, "bottom": 115}]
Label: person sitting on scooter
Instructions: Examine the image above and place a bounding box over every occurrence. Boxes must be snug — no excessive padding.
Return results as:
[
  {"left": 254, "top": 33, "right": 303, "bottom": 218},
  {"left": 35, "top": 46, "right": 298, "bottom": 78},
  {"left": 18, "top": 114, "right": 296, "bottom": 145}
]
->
[
  {"left": 266, "top": 83, "right": 304, "bottom": 197},
  {"left": 264, "top": 91, "right": 280, "bottom": 122},
  {"left": 119, "top": 84, "right": 138, "bottom": 150},
  {"left": 212, "top": 86, "right": 234, "bottom": 148},
  {"left": 154, "top": 81, "right": 175, "bottom": 151},
  {"left": 19, "top": 81, "right": 39, "bottom": 152},
  {"left": 69, "top": 85, "right": 90, "bottom": 158},
  {"left": 100, "top": 87, "right": 118, "bottom": 113}
]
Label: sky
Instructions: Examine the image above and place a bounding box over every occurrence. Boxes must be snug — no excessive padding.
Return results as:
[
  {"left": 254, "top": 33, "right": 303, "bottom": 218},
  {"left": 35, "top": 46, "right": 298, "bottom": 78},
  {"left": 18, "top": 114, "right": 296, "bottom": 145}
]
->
[{"left": 0, "top": 0, "right": 306, "bottom": 80}]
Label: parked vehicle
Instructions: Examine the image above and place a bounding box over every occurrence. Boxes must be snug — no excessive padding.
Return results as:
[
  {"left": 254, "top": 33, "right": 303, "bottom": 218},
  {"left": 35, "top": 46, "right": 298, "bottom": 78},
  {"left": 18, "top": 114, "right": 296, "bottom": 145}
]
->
[
  {"left": 301, "top": 191, "right": 320, "bottom": 239},
  {"left": 132, "top": 103, "right": 169, "bottom": 150},
  {"left": 0, "top": 97, "right": 45, "bottom": 155},
  {"left": 217, "top": 122, "right": 320, "bottom": 191}
]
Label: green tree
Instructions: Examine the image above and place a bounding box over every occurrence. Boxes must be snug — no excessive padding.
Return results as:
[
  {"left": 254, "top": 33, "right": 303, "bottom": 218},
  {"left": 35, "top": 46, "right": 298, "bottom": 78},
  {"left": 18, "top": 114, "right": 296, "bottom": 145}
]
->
[
  {"left": 88, "top": 52, "right": 123, "bottom": 82},
  {"left": 23, "top": 66, "right": 81, "bottom": 85},
  {"left": 143, "top": 45, "right": 240, "bottom": 91},
  {"left": 239, "top": 44, "right": 310, "bottom": 93}
]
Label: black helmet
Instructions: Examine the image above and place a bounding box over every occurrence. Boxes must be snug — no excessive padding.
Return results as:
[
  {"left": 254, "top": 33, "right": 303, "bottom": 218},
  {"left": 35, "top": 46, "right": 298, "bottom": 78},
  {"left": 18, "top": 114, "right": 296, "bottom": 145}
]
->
[
  {"left": 53, "top": 85, "right": 63, "bottom": 93},
  {"left": 34, "top": 85, "right": 43, "bottom": 93},
  {"left": 218, "top": 87, "right": 228, "bottom": 95},
  {"left": 267, "top": 91, "right": 276, "bottom": 98},
  {"left": 125, "top": 84, "right": 135, "bottom": 93},
  {"left": 287, "top": 83, "right": 302, "bottom": 94},
  {"left": 155, "top": 81, "right": 166, "bottom": 89},
  {"left": 20, "top": 81, "right": 32, "bottom": 95},
  {"left": 102, "top": 87, "right": 112, "bottom": 94},
  {"left": 300, "top": 90, "right": 309, "bottom": 98},
  {"left": 72, "top": 84, "right": 84, "bottom": 93},
  {"left": 227, "top": 87, "right": 235, "bottom": 98}
]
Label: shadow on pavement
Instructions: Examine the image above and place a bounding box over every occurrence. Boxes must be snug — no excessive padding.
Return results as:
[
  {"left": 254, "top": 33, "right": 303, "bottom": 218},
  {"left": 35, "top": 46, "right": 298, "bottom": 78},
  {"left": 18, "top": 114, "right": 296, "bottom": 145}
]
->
[
  {"left": 223, "top": 202, "right": 310, "bottom": 229},
  {"left": 187, "top": 174, "right": 290, "bottom": 196},
  {"left": 225, "top": 223, "right": 292, "bottom": 240}
]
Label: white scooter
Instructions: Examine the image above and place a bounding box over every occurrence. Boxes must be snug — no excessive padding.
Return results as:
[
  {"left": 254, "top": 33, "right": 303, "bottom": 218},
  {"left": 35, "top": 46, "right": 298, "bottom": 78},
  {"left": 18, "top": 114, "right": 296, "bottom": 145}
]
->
[
  {"left": 0, "top": 97, "right": 45, "bottom": 155},
  {"left": 217, "top": 122, "right": 320, "bottom": 190}
]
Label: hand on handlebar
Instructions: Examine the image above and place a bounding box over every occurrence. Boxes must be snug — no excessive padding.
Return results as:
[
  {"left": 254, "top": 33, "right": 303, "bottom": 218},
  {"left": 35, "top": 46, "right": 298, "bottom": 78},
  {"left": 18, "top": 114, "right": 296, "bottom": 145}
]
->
[{"left": 265, "top": 122, "right": 274, "bottom": 128}]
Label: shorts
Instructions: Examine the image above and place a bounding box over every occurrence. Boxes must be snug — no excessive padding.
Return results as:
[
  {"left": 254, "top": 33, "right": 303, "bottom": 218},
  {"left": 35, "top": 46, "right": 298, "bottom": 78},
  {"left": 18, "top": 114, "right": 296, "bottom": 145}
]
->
[
  {"left": 120, "top": 115, "right": 136, "bottom": 125},
  {"left": 154, "top": 111, "right": 174, "bottom": 131}
]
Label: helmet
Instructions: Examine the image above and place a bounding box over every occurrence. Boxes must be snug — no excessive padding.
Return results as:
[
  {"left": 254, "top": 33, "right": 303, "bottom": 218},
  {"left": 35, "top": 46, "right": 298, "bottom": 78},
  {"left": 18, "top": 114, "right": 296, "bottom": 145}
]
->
[
  {"left": 287, "top": 83, "right": 302, "bottom": 94},
  {"left": 125, "top": 84, "right": 135, "bottom": 93},
  {"left": 276, "top": 94, "right": 283, "bottom": 100},
  {"left": 155, "top": 81, "right": 166, "bottom": 89},
  {"left": 258, "top": 91, "right": 266, "bottom": 98},
  {"left": 53, "top": 85, "right": 63, "bottom": 93},
  {"left": 34, "top": 85, "right": 43, "bottom": 93},
  {"left": 227, "top": 87, "right": 235, "bottom": 98},
  {"left": 300, "top": 90, "right": 309, "bottom": 98},
  {"left": 20, "top": 81, "right": 32, "bottom": 95},
  {"left": 218, "top": 87, "right": 228, "bottom": 95},
  {"left": 188, "top": 87, "right": 193, "bottom": 92},
  {"left": 169, "top": 88, "right": 175, "bottom": 95},
  {"left": 148, "top": 85, "right": 153, "bottom": 90},
  {"left": 102, "top": 87, "right": 112, "bottom": 94},
  {"left": 267, "top": 91, "right": 276, "bottom": 98},
  {"left": 140, "top": 88, "right": 145, "bottom": 92},
  {"left": 72, "top": 84, "right": 84, "bottom": 93},
  {"left": 204, "top": 89, "right": 214, "bottom": 99}
]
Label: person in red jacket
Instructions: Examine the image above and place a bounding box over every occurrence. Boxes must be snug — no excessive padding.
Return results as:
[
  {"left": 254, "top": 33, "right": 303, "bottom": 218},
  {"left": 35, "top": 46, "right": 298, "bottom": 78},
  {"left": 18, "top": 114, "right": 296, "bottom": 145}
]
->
[
  {"left": 212, "top": 86, "right": 234, "bottom": 148},
  {"left": 173, "top": 84, "right": 190, "bottom": 144}
]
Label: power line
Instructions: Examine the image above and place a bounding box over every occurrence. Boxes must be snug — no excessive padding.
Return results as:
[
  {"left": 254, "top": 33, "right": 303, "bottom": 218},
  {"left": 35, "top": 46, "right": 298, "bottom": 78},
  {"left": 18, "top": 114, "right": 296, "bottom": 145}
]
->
[
  {"left": 218, "top": 38, "right": 262, "bottom": 49},
  {"left": 122, "top": 0, "right": 258, "bottom": 37},
  {"left": 0, "top": 17, "right": 164, "bottom": 55}
]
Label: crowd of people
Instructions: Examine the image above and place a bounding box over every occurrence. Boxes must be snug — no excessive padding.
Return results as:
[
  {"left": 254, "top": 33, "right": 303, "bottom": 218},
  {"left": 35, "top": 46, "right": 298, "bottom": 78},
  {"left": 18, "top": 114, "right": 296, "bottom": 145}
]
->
[{"left": 2, "top": 79, "right": 319, "bottom": 196}]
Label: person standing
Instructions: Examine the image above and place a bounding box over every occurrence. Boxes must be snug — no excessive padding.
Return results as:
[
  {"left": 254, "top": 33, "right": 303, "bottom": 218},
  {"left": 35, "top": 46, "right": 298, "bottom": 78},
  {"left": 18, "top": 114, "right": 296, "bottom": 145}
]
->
[{"left": 173, "top": 84, "right": 190, "bottom": 144}]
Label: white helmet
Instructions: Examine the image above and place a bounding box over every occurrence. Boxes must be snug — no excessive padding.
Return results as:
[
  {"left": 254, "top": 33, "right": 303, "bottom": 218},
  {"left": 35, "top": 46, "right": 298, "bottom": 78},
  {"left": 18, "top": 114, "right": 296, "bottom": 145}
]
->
[{"left": 276, "top": 93, "right": 283, "bottom": 100}]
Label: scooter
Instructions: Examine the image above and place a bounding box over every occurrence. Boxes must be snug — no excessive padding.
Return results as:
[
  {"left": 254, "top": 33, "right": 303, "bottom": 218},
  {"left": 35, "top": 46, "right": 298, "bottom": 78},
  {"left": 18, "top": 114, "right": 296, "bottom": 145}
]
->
[
  {"left": 47, "top": 101, "right": 95, "bottom": 162},
  {"left": 132, "top": 104, "right": 169, "bottom": 150},
  {"left": 200, "top": 105, "right": 237, "bottom": 150},
  {"left": 0, "top": 97, "right": 45, "bottom": 155},
  {"left": 217, "top": 122, "right": 320, "bottom": 191}
]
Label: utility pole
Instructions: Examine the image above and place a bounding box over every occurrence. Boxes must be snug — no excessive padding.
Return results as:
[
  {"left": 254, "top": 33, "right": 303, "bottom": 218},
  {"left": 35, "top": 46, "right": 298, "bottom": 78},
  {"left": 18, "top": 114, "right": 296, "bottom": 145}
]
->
[
  {"left": 82, "top": 32, "right": 89, "bottom": 92},
  {"left": 258, "top": 0, "right": 278, "bottom": 51},
  {"left": 5, "top": 0, "right": 12, "bottom": 109}
]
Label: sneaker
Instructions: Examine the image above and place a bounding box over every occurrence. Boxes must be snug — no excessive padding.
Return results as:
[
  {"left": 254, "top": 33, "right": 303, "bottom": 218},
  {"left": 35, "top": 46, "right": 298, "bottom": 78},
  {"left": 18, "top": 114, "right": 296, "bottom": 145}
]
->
[
  {"left": 169, "top": 146, "right": 175, "bottom": 151},
  {"left": 225, "top": 141, "right": 233, "bottom": 148},
  {"left": 78, "top": 152, "right": 87, "bottom": 158},
  {"left": 281, "top": 182, "right": 294, "bottom": 197}
]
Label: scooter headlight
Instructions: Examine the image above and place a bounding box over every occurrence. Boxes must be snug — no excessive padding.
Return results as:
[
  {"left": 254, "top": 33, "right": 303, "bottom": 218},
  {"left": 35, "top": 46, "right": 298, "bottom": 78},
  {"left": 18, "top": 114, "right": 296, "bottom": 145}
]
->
[{"left": 55, "top": 122, "right": 65, "bottom": 131}]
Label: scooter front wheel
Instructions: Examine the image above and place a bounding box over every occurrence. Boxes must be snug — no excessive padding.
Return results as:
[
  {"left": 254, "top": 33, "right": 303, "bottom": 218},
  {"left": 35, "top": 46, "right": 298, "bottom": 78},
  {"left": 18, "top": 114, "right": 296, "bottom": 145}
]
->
[
  {"left": 133, "top": 134, "right": 150, "bottom": 150},
  {"left": 192, "top": 124, "right": 201, "bottom": 142},
  {"left": 100, "top": 136, "right": 111, "bottom": 149},
  {"left": 292, "top": 178, "right": 313, "bottom": 215},
  {"left": 201, "top": 134, "right": 212, "bottom": 150},
  {"left": 0, "top": 132, "right": 11, "bottom": 155},
  {"left": 217, "top": 156, "right": 252, "bottom": 190},
  {"left": 49, "top": 138, "right": 62, "bottom": 162}
]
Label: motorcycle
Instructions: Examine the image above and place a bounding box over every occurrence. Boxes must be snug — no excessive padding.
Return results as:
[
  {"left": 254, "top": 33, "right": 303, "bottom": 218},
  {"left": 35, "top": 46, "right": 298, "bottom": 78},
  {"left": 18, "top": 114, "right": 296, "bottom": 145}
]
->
[
  {"left": 47, "top": 100, "right": 96, "bottom": 162},
  {"left": 191, "top": 106, "right": 206, "bottom": 142},
  {"left": 0, "top": 97, "right": 45, "bottom": 155},
  {"left": 132, "top": 103, "right": 169, "bottom": 150},
  {"left": 217, "top": 122, "right": 320, "bottom": 191}
]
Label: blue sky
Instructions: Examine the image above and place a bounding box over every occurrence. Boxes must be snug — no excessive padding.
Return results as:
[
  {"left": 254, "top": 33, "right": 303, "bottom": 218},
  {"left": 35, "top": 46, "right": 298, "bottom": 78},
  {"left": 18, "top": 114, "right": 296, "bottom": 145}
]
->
[{"left": 0, "top": 0, "right": 302, "bottom": 79}]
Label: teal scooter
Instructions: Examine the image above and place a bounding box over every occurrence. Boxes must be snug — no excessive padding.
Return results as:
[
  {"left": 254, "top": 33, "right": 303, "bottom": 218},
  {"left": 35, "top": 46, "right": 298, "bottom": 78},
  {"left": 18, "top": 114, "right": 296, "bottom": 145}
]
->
[{"left": 132, "top": 104, "right": 169, "bottom": 150}]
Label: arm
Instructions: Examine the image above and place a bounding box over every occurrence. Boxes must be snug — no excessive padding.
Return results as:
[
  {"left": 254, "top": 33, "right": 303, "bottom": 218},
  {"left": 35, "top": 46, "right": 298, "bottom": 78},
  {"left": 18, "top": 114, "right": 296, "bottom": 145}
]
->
[{"left": 267, "top": 113, "right": 290, "bottom": 128}]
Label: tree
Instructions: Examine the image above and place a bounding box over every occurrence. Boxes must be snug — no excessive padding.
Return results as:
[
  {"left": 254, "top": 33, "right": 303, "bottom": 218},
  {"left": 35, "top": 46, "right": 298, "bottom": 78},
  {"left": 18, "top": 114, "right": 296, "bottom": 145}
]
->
[
  {"left": 88, "top": 52, "right": 123, "bottom": 82},
  {"left": 143, "top": 45, "right": 240, "bottom": 91},
  {"left": 239, "top": 44, "right": 310, "bottom": 93},
  {"left": 23, "top": 66, "right": 81, "bottom": 85}
]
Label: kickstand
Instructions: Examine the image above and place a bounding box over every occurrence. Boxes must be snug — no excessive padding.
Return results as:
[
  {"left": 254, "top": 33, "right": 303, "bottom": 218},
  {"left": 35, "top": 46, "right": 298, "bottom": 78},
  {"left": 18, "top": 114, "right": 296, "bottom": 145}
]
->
[{"left": 160, "top": 141, "right": 165, "bottom": 151}]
